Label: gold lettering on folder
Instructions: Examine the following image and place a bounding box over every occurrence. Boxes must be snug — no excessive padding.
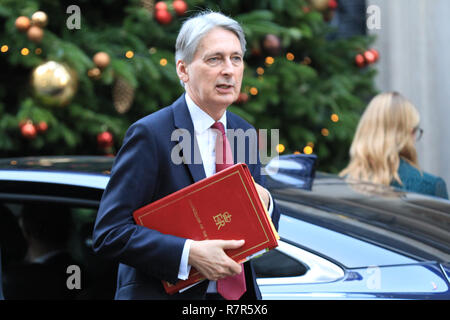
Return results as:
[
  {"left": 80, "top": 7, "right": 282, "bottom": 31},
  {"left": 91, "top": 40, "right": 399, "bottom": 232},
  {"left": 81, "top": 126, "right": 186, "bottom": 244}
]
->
[
  {"left": 213, "top": 212, "right": 232, "bottom": 230},
  {"left": 189, "top": 200, "right": 208, "bottom": 239}
]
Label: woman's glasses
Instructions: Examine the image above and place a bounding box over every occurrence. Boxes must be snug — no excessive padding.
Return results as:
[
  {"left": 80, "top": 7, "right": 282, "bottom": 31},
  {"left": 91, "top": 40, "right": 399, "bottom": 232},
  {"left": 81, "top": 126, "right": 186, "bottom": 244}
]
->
[{"left": 413, "top": 127, "right": 424, "bottom": 141}]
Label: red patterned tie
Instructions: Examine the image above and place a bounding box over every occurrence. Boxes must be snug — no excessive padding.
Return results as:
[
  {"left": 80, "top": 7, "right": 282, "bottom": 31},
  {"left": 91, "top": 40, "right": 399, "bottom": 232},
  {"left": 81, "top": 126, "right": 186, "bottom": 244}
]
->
[{"left": 211, "top": 121, "right": 247, "bottom": 300}]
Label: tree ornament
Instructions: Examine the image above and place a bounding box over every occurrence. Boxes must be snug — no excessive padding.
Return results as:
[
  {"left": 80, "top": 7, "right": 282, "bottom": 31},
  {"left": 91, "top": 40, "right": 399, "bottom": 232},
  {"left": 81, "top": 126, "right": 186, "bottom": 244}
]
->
[
  {"left": 173, "top": 0, "right": 188, "bottom": 16},
  {"left": 93, "top": 52, "right": 110, "bottom": 69},
  {"left": 31, "top": 11, "right": 48, "bottom": 28},
  {"left": 355, "top": 54, "right": 365, "bottom": 68},
  {"left": 36, "top": 121, "right": 48, "bottom": 133},
  {"left": 262, "top": 34, "right": 281, "bottom": 56},
  {"left": 155, "top": 1, "right": 168, "bottom": 11},
  {"left": 15, "top": 16, "right": 31, "bottom": 32},
  {"left": 21, "top": 122, "right": 37, "bottom": 139},
  {"left": 27, "top": 25, "right": 44, "bottom": 43},
  {"left": 363, "top": 50, "right": 376, "bottom": 64},
  {"left": 97, "top": 131, "right": 114, "bottom": 149},
  {"left": 301, "top": 56, "right": 312, "bottom": 65},
  {"left": 31, "top": 61, "right": 78, "bottom": 107},
  {"left": 369, "top": 48, "right": 379, "bottom": 62},
  {"left": 155, "top": 8, "right": 172, "bottom": 24},
  {"left": 87, "top": 67, "right": 102, "bottom": 80},
  {"left": 328, "top": 0, "right": 338, "bottom": 10},
  {"left": 113, "top": 77, "right": 135, "bottom": 114},
  {"left": 234, "top": 92, "right": 249, "bottom": 104},
  {"left": 309, "top": 0, "right": 329, "bottom": 11}
]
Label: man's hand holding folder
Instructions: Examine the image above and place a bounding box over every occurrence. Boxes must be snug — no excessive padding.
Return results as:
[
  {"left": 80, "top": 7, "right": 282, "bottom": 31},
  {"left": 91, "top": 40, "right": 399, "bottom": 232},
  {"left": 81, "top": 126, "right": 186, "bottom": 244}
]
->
[
  {"left": 188, "top": 182, "right": 270, "bottom": 281},
  {"left": 188, "top": 239, "right": 245, "bottom": 281},
  {"left": 133, "top": 163, "right": 279, "bottom": 294}
]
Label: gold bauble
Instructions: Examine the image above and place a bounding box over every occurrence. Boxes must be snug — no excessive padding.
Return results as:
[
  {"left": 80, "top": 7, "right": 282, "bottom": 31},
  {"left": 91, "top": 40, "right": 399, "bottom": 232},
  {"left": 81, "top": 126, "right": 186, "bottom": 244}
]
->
[
  {"left": 31, "top": 11, "right": 48, "bottom": 28},
  {"left": 93, "top": 52, "right": 110, "bottom": 69},
  {"left": 15, "top": 16, "right": 31, "bottom": 32},
  {"left": 31, "top": 61, "right": 78, "bottom": 107},
  {"left": 309, "top": 0, "right": 329, "bottom": 11},
  {"left": 87, "top": 67, "right": 102, "bottom": 80},
  {"left": 27, "top": 25, "right": 44, "bottom": 43}
]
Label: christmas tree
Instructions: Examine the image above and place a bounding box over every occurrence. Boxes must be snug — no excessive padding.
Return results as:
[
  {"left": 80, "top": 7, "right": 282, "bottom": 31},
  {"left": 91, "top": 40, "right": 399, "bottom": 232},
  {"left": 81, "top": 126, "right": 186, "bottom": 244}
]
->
[{"left": 0, "top": 0, "right": 377, "bottom": 173}]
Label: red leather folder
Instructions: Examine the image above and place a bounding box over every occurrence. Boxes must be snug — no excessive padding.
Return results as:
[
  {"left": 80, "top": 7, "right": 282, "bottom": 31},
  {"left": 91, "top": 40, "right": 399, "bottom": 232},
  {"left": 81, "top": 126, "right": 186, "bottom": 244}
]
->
[{"left": 133, "top": 163, "right": 279, "bottom": 294}]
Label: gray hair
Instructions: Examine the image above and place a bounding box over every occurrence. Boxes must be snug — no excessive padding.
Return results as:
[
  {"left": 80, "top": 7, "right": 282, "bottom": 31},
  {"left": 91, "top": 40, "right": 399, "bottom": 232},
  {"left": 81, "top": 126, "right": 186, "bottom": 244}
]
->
[{"left": 175, "top": 11, "right": 246, "bottom": 75}]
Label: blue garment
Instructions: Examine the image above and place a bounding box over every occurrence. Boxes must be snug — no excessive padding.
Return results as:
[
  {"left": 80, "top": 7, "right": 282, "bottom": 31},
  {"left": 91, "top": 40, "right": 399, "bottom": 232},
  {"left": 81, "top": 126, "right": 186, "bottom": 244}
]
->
[
  {"left": 391, "top": 158, "right": 449, "bottom": 199},
  {"left": 92, "top": 94, "right": 280, "bottom": 300}
]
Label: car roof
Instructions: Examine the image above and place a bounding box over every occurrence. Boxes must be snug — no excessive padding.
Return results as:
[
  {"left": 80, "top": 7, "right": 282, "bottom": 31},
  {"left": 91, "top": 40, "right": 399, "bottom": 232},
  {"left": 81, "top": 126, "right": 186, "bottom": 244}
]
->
[
  {"left": 0, "top": 156, "right": 113, "bottom": 188},
  {"left": 265, "top": 156, "right": 450, "bottom": 263},
  {"left": 0, "top": 156, "right": 114, "bottom": 174},
  {"left": 0, "top": 156, "right": 113, "bottom": 205},
  {"left": 1, "top": 155, "right": 449, "bottom": 263}
]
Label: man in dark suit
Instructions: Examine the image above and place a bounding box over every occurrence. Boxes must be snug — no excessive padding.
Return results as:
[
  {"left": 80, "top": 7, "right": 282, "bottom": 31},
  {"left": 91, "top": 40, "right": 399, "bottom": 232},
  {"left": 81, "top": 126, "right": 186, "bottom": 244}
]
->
[{"left": 92, "top": 11, "right": 280, "bottom": 300}]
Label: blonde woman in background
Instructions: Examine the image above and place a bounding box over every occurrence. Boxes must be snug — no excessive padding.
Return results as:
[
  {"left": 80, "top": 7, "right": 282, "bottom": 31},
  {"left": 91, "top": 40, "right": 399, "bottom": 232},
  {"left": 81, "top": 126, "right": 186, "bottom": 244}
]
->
[{"left": 340, "top": 91, "right": 448, "bottom": 199}]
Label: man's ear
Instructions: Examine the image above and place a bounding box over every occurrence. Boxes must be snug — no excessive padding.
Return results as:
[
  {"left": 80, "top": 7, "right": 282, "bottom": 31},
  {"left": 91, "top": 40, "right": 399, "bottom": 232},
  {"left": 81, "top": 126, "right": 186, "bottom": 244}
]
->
[{"left": 176, "top": 60, "right": 189, "bottom": 83}]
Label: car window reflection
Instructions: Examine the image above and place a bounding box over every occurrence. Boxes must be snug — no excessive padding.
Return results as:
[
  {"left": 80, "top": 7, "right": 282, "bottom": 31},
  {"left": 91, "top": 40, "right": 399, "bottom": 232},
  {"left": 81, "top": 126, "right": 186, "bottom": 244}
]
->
[
  {"left": 0, "top": 201, "right": 116, "bottom": 300},
  {"left": 253, "top": 248, "right": 307, "bottom": 278}
]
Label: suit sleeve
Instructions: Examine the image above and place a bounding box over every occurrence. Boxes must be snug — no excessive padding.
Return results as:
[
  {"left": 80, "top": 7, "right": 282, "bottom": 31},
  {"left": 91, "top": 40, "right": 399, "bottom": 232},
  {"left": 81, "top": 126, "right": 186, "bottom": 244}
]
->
[
  {"left": 248, "top": 137, "right": 280, "bottom": 231},
  {"left": 92, "top": 121, "right": 185, "bottom": 284}
]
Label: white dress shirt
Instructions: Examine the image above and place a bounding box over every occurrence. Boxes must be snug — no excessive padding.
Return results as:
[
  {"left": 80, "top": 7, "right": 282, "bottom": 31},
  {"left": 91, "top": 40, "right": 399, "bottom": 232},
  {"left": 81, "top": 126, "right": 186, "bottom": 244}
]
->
[{"left": 176, "top": 93, "right": 273, "bottom": 292}]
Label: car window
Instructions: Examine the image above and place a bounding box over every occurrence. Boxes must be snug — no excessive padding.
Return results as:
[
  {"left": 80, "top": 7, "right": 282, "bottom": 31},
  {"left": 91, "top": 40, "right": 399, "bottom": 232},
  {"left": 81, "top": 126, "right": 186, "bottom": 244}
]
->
[
  {"left": 253, "top": 248, "right": 308, "bottom": 278},
  {"left": 0, "top": 201, "right": 116, "bottom": 300}
]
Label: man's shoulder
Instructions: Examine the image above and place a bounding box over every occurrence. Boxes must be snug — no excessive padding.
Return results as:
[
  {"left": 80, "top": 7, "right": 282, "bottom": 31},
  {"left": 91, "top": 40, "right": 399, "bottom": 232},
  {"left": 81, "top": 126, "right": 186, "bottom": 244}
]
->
[{"left": 227, "top": 110, "right": 255, "bottom": 130}]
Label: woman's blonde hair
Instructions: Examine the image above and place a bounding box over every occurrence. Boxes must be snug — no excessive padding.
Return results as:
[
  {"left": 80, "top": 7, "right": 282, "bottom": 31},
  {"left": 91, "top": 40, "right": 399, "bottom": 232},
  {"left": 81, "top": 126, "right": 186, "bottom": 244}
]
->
[{"left": 339, "top": 91, "right": 421, "bottom": 186}]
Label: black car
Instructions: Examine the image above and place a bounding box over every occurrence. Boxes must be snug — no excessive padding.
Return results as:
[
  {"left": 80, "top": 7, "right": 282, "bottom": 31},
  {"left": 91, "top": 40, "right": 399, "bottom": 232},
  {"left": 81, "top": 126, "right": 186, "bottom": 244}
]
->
[{"left": 0, "top": 155, "right": 449, "bottom": 299}]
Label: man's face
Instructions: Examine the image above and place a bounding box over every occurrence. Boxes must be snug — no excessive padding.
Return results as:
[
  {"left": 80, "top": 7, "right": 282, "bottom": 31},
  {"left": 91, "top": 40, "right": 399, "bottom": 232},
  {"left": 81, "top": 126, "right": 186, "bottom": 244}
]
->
[{"left": 178, "top": 27, "right": 244, "bottom": 115}]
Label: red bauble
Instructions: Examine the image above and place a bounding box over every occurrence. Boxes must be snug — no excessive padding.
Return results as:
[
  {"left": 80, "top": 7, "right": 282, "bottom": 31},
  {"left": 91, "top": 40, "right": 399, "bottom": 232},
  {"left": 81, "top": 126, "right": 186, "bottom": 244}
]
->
[
  {"left": 21, "top": 122, "right": 37, "bottom": 139},
  {"left": 355, "top": 54, "right": 365, "bottom": 68},
  {"left": 155, "top": 1, "right": 168, "bottom": 11},
  {"left": 235, "top": 92, "right": 249, "bottom": 104},
  {"left": 173, "top": 0, "right": 188, "bottom": 16},
  {"left": 97, "top": 131, "right": 113, "bottom": 149},
  {"left": 363, "top": 50, "right": 376, "bottom": 64},
  {"left": 155, "top": 9, "right": 172, "bottom": 25},
  {"left": 369, "top": 48, "right": 379, "bottom": 62},
  {"left": 36, "top": 121, "right": 48, "bottom": 133},
  {"left": 328, "top": 0, "right": 338, "bottom": 10}
]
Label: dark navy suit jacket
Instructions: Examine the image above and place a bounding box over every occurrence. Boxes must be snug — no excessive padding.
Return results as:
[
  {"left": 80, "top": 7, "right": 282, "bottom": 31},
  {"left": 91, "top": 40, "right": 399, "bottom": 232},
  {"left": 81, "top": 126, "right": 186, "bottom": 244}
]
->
[{"left": 92, "top": 94, "right": 280, "bottom": 300}]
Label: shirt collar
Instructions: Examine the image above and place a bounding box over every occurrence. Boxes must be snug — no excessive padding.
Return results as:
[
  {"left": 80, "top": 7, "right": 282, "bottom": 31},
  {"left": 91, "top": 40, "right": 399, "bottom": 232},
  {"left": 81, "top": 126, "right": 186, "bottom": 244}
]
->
[{"left": 185, "top": 93, "right": 227, "bottom": 134}]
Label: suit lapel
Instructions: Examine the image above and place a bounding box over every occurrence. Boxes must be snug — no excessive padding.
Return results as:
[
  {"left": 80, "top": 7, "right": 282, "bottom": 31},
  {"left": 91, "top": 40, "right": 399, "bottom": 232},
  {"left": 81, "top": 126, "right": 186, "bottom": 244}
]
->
[{"left": 172, "top": 94, "right": 206, "bottom": 183}]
